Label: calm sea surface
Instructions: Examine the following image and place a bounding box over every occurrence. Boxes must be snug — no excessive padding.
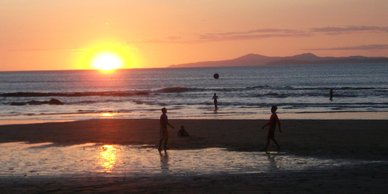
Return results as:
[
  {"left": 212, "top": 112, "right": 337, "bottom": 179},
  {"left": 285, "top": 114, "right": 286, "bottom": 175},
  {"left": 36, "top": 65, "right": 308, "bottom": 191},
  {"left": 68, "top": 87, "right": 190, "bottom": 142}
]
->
[{"left": 1, "top": 63, "right": 388, "bottom": 121}]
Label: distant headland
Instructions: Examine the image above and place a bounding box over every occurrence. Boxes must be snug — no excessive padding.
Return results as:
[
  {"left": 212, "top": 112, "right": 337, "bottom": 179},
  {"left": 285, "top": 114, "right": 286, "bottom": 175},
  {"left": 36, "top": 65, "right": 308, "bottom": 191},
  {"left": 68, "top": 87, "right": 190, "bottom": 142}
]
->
[{"left": 170, "top": 53, "right": 388, "bottom": 68}]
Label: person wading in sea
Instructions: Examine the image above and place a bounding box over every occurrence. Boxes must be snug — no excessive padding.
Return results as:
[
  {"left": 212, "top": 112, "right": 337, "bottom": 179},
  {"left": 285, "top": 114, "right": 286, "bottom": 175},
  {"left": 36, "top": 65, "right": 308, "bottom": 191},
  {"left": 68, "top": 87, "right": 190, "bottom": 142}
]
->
[
  {"left": 330, "top": 89, "right": 334, "bottom": 101},
  {"left": 212, "top": 93, "right": 218, "bottom": 111}
]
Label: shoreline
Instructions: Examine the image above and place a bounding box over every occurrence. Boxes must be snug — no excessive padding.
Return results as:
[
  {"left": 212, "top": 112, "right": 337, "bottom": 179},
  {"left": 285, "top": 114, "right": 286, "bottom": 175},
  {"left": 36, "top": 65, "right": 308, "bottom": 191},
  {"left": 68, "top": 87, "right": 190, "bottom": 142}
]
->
[{"left": 1, "top": 111, "right": 388, "bottom": 126}]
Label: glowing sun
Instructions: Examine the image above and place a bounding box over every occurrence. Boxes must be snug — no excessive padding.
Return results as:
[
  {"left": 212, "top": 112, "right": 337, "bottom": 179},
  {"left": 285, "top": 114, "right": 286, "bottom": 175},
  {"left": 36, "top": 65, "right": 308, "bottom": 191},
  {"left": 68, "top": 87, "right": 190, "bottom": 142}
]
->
[{"left": 91, "top": 52, "right": 123, "bottom": 72}]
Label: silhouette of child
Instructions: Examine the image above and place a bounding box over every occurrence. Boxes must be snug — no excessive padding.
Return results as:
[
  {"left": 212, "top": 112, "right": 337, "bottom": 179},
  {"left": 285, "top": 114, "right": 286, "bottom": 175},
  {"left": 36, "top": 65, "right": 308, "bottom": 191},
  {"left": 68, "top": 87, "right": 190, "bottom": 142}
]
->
[
  {"left": 177, "top": 125, "right": 190, "bottom": 137},
  {"left": 330, "top": 89, "right": 334, "bottom": 101},
  {"left": 262, "top": 106, "right": 282, "bottom": 153},
  {"left": 158, "top": 107, "right": 174, "bottom": 153},
  {"left": 212, "top": 93, "right": 218, "bottom": 110}
]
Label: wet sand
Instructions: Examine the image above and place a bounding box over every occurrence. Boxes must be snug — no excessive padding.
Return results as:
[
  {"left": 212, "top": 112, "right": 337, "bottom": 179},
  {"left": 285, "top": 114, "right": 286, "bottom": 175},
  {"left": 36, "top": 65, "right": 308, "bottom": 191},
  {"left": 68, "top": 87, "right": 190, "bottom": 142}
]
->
[
  {"left": 1, "top": 119, "right": 388, "bottom": 159},
  {"left": 1, "top": 165, "right": 387, "bottom": 194},
  {"left": 0, "top": 119, "right": 388, "bottom": 193}
]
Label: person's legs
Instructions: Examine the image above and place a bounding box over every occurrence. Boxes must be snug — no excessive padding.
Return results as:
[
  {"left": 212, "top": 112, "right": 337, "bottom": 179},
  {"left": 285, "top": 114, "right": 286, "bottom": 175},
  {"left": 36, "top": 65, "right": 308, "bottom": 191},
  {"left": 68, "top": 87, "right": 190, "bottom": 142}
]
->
[
  {"left": 164, "top": 137, "right": 168, "bottom": 154},
  {"left": 271, "top": 137, "right": 280, "bottom": 151},
  {"left": 163, "top": 137, "right": 168, "bottom": 150},
  {"left": 158, "top": 138, "right": 163, "bottom": 151},
  {"left": 264, "top": 137, "right": 270, "bottom": 153},
  {"left": 162, "top": 128, "right": 169, "bottom": 151},
  {"left": 159, "top": 128, "right": 168, "bottom": 151},
  {"left": 158, "top": 137, "right": 165, "bottom": 151},
  {"left": 264, "top": 129, "right": 275, "bottom": 152}
]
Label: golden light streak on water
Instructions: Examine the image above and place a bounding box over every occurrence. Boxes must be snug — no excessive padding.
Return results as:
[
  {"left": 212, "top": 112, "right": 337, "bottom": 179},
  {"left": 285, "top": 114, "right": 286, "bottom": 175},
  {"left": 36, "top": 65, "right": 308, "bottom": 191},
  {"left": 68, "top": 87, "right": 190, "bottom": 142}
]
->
[{"left": 99, "top": 145, "right": 117, "bottom": 172}]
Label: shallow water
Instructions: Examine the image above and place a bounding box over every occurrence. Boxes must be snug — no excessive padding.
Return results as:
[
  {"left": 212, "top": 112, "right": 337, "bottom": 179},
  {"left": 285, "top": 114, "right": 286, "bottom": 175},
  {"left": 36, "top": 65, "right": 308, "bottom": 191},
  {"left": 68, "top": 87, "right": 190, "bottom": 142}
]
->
[{"left": 0, "top": 142, "right": 383, "bottom": 177}]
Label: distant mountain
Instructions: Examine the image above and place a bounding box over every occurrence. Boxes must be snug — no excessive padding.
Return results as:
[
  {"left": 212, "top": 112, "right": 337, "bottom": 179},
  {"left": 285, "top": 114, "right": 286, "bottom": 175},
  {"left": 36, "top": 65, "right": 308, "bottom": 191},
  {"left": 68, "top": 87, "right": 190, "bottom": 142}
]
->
[{"left": 169, "top": 53, "right": 388, "bottom": 68}]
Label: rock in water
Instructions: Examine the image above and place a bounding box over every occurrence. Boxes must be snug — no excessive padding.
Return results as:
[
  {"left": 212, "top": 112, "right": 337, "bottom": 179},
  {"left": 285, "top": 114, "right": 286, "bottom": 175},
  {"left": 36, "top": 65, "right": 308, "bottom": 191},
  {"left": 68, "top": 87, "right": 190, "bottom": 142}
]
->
[{"left": 48, "top": 98, "right": 64, "bottom": 105}]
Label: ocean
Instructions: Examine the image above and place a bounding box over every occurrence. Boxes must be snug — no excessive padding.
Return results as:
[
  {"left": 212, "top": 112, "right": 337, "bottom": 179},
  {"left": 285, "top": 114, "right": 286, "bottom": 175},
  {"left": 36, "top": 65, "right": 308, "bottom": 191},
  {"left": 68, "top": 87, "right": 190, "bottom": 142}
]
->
[{"left": 1, "top": 63, "right": 388, "bottom": 122}]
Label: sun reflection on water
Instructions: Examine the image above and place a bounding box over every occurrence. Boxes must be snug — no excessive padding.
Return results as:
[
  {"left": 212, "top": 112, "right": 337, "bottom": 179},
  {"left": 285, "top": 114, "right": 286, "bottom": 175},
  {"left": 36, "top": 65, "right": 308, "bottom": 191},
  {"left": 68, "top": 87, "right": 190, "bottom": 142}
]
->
[{"left": 99, "top": 145, "right": 117, "bottom": 172}]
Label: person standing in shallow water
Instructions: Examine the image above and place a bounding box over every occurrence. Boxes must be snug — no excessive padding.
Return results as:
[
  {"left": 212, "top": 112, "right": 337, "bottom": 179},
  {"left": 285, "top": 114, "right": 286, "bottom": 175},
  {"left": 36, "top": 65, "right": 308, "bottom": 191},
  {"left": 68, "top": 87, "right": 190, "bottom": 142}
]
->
[
  {"left": 212, "top": 93, "right": 218, "bottom": 111},
  {"left": 262, "top": 106, "right": 282, "bottom": 153},
  {"left": 158, "top": 107, "right": 174, "bottom": 153},
  {"left": 329, "top": 89, "right": 334, "bottom": 101}
]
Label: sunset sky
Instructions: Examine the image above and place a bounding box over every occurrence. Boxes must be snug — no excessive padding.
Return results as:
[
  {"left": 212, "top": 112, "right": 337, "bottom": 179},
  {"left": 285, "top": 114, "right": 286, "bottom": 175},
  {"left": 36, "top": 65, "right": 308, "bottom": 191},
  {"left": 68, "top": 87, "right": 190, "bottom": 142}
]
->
[{"left": 1, "top": 0, "right": 388, "bottom": 71}]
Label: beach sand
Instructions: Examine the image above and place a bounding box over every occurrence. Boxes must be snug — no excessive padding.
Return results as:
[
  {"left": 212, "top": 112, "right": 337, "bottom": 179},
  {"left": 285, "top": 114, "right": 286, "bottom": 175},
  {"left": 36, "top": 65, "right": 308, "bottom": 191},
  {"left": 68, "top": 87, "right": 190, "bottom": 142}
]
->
[{"left": 0, "top": 119, "right": 388, "bottom": 193}]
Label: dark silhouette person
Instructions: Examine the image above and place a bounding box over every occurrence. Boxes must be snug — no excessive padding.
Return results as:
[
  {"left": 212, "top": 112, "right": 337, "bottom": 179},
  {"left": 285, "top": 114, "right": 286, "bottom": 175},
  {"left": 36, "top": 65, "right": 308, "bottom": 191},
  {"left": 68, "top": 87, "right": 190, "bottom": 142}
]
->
[
  {"left": 177, "top": 125, "right": 190, "bottom": 137},
  {"left": 158, "top": 107, "right": 174, "bottom": 153},
  {"left": 262, "top": 106, "right": 282, "bottom": 153},
  {"left": 329, "top": 89, "right": 334, "bottom": 101},
  {"left": 212, "top": 93, "right": 218, "bottom": 110}
]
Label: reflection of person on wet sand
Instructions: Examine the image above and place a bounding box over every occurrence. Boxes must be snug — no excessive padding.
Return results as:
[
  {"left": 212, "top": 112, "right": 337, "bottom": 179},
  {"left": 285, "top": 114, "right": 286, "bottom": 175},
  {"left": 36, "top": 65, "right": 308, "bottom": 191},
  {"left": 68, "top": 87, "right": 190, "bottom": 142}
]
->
[
  {"left": 158, "top": 107, "right": 174, "bottom": 153},
  {"left": 267, "top": 153, "right": 279, "bottom": 171},
  {"left": 261, "top": 106, "right": 282, "bottom": 153},
  {"left": 212, "top": 93, "right": 218, "bottom": 111},
  {"left": 159, "top": 151, "right": 169, "bottom": 173}
]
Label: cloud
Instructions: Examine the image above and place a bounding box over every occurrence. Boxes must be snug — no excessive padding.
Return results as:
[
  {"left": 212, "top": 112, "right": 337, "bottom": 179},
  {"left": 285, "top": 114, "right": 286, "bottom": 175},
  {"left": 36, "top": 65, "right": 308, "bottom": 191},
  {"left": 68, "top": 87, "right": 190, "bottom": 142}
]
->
[
  {"left": 120, "top": 28, "right": 309, "bottom": 44},
  {"left": 128, "top": 25, "right": 388, "bottom": 44},
  {"left": 198, "top": 25, "right": 388, "bottom": 42},
  {"left": 127, "top": 30, "right": 309, "bottom": 44},
  {"left": 199, "top": 28, "right": 309, "bottom": 42},
  {"left": 307, "top": 44, "right": 388, "bottom": 51},
  {"left": 197, "top": 25, "right": 388, "bottom": 42},
  {"left": 311, "top": 26, "right": 388, "bottom": 35},
  {"left": 8, "top": 47, "right": 81, "bottom": 52},
  {"left": 203, "top": 28, "right": 304, "bottom": 36},
  {"left": 193, "top": 25, "right": 388, "bottom": 42},
  {"left": 126, "top": 36, "right": 193, "bottom": 44}
]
